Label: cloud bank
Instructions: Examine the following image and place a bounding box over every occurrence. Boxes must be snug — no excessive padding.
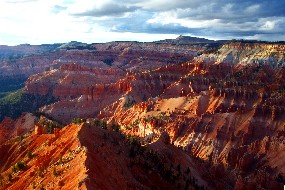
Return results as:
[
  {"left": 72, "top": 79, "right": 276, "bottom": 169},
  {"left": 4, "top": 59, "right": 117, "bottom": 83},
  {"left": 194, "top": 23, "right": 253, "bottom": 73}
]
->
[{"left": 0, "top": 0, "right": 284, "bottom": 45}]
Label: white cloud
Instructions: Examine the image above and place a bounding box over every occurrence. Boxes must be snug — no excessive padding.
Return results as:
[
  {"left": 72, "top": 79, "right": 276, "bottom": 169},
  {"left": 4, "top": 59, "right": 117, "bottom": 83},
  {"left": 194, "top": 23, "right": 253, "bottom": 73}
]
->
[
  {"left": 261, "top": 21, "right": 276, "bottom": 30},
  {"left": 0, "top": 0, "right": 100, "bottom": 44},
  {"left": 66, "top": 0, "right": 137, "bottom": 17},
  {"left": 5, "top": 0, "right": 38, "bottom": 3},
  {"left": 148, "top": 11, "right": 221, "bottom": 28},
  {"left": 137, "top": 0, "right": 202, "bottom": 11},
  {"left": 0, "top": 0, "right": 284, "bottom": 45},
  {"left": 245, "top": 4, "right": 260, "bottom": 14}
]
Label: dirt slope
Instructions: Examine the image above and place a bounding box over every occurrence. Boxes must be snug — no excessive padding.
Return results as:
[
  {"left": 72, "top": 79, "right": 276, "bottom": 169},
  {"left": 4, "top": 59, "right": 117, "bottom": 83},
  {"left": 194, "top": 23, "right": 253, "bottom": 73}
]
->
[{"left": 0, "top": 122, "right": 206, "bottom": 190}]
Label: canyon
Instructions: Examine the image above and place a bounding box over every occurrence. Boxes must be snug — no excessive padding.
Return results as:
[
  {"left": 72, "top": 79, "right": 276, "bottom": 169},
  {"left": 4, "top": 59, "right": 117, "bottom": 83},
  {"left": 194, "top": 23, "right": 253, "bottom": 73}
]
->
[{"left": 0, "top": 37, "right": 284, "bottom": 189}]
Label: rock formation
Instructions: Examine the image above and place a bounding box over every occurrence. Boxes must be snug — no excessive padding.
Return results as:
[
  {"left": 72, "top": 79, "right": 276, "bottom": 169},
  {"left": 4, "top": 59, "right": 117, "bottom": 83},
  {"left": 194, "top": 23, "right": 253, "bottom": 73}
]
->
[
  {"left": 1, "top": 39, "right": 285, "bottom": 189},
  {"left": 0, "top": 122, "right": 207, "bottom": 190},
  {"left": 0, "top": 113, "right": 36, "bottom": 144}
]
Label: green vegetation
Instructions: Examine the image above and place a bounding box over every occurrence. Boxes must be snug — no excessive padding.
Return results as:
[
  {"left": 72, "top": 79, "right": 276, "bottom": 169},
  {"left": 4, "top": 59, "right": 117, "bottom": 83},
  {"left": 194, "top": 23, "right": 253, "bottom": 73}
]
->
[
  {"left": 127, "top": 135, "right": 139, "bottom": 145},
  {"left": 0, "top": 89, "right": 23, "bottom": 104},
  {"left": 64, "top": 116, "right": 205, "bottom": 189},
  {"left": 109, "top": 122, "right": 120, "bottom": 132},
  {"left": 145, "top": 113, "right": 168, "bottom": 122},
  {"left": 19, "top": 135, "right": 25, "bottom": 142},
  {"left": 39, "top": 183, "right": 44, "bottom": 190},
  {"left": 0, "top": 77, "right": 26, "bottom": 99},
  {"left": 7, "top": 173, "right": 12, "bottom": 182},
  {"left": 91, "top": 118, "right": 100, "bottom": 126},
  {"left": 53, "top": 167, "right": 57, "bottom": 176},
  {"left": 11, "top": 165, "right": 17, "bottom": 173},
  {"left": 0, "top": 89, "right": 58, "bottom": 122},
  {"left": 37, "top": 167, "right": 44, "bottom": 178},
  {"left": 39, "top": 120, "right": 61, "bottom": 134},
  {"left": 100, "top": 120, "right": 107, "bottom": 129},
  {"left": 71, "top": 118, "right": 86, "bottom": 125},
  {"left": 121, "top": 131, "right": 206, "bottom": 190},
  {"left": 130, "top": 118, "right": 141, "bottom": 127},
  {"left": 91, "top": 117, "right": 121, "bottom": 131},
  {"left": 59, "top": 155, "right": 63, "bottom": 165},
  {"left": 90, "top": 117, "right": 122, "bottom": 131},
  {"left": 27, "top": 149, "right": 33, "bottom": 159},
  {"left": 158, "top": 112, "right": 168, "bottom": 120},
  {"left": 15, "top": 161, "right": 26, "bottom": 170},
  {"left": 123, "top": 96, "right": 136, "bottom": 108},
  {"left": 11, "top": 161, "right": 26, "bottom": 174},
  {"left": 31, "top": 181, "right": 36, "bottom": 189},
  {"left": 51, "top": 158, "right": 55, "bottom": 165}
]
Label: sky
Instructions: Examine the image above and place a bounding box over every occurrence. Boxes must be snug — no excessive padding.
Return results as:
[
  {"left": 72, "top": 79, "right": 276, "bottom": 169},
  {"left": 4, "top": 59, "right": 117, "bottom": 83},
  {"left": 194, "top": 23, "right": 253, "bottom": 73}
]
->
[{"left": 0, "top": 0, "right": 285, "bottom": 45}]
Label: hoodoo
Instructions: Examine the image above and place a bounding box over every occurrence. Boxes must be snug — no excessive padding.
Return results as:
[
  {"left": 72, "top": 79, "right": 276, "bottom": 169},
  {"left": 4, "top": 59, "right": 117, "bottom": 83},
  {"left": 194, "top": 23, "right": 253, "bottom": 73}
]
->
[{"left": 0, "top": 38, "right": 284, "bottom": 189}]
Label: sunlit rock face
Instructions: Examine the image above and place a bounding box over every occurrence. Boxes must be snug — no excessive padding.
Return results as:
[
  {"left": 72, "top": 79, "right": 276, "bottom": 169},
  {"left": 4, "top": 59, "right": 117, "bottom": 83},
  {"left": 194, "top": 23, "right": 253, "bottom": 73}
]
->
[
  {"left": 12, "top": 40, "right": 285, "bottom": 189},
  {"left": 0, "top": 113, "right": 36, "bottom": 144}
]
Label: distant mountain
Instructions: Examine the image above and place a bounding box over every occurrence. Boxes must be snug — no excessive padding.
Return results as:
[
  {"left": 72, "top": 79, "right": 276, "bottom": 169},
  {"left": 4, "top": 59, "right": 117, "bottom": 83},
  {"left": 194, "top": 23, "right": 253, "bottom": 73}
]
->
[
  {"left": 0, "top": 44, "right": 62, "bottom": 60},
  {"left": 0, "top": 36, "right": 221, "bottom": 61},
  {"left": 154, "top": 35, "right": 224, "bottom": 44},
  {"left": 56, "top": 41, "right": 96, "bottom": 50},
  {"left": 0, "top": 41, "right": 97, "bottom": 60}
]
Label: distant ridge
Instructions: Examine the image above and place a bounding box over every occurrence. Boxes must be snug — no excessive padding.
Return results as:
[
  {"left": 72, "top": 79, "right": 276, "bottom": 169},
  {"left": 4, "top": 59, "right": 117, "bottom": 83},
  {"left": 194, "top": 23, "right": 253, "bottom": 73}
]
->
[
  {"left": 56, "top": 41, "right": 95, "bottom": 50},
  {"left": 226, "top": 39, "right": 285, "bottom": 44},
  {"left": 154, "top": 35, "right": 222, "bottom": 44}
]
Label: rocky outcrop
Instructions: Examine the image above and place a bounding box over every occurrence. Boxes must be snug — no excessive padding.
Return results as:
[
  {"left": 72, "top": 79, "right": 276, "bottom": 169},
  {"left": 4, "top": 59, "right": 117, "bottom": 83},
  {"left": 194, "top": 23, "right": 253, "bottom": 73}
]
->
[
  {"left": 0, "top": 40, "right": 208, "bottom": 79},
  {"left": 0, "top": 50, "right": 65, "bottom": 78},
  {"left": 101, "top": 42, "right": 285, "bottom": 189},
  {"left": 3, "top": 40, "right": 285, "bottom": 189},
  {"left": 197, "top": 41, "right": 285, "bottom": 68},
  {"left": 24, "top": 63, "right": 125, "bottom": 99},
  {"left": 0, "top": 113, "right": 36, "bottom": 144},
  {"left": 0, "top": 117, "right": 15, "bottom": 144},
  {"left": 0, "top": 121, "right": 207, "bottom": 190}
]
